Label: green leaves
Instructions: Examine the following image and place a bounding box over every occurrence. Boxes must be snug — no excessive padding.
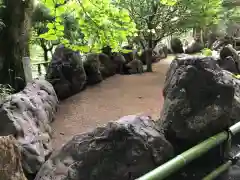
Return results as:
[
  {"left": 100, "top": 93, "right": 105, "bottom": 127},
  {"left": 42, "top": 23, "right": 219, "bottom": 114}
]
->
[
  {"left": 39, "top": 0, "right": 136, "bottom": 52},
  {"left": 47, "top": 23, "right": 54, "bottom": 29},
  {"left": 160, "top": 0, "right": 178, "bottom": 6},
  {"left": 201, "top": 48, "right": 212, "bottom": 56}
]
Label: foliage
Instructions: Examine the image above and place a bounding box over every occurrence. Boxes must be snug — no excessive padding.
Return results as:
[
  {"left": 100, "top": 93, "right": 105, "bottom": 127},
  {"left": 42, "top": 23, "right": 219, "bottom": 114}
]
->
[
  {"left": 182, "top": 0, "right": 223, "bottom": 29},
  {"left": 30, "top": 4, "right": 56, "bottom": 60},
  {"left": 116, "top": 0, "right": 183, "bottom": 45},
  {"left": 39, "top": 0, "right": 137, "bottom": 52},
  {"left": 201, "top": 48, "right": 212, "bottom": 56},
  {"left": 115, "top": 0, "right": 223, "bottom": 47},
  {"left": 0, "top": 84, "right": 14, "bottom": 100},
  {"left": 233, "top": 74, "right": 240, "bottom": 79},
  {"left": 226, "top": 8, "right": 240, "bottom": 23}
]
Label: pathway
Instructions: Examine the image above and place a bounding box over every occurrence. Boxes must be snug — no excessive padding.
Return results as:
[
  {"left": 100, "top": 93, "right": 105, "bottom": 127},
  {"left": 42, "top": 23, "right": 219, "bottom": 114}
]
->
[{"left": 52, "top": 56, "right": 174, "bottom": 149}]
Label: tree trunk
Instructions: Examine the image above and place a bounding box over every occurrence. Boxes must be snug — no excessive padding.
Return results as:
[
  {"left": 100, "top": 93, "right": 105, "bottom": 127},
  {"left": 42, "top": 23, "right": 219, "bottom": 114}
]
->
[
  {"left": 0, "top": 0, "right": 33, "bottom": 91},
  {"left": 40, "top": 40, "right": 49, "bottom": 62},
  {"left": 146, "top": 36, "right": 153, "bottom": 72},
  {"left": 43, "top": 49, "right": 48, "bottom": 62},
  {"left": 193, "top": 27, "right": 204, "bottom": 44},
  {"left": 139, "top": 40, "right": 145, "bottom": 49}
]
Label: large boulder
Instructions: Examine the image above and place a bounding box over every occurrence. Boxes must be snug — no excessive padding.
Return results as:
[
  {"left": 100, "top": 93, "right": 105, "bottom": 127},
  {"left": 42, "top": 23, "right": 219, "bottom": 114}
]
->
[
  {"left": 160, "top": 56, "right": 235, "bottom": 147},
  {"left": 217, "top": 56, "right": 239, "bottom": 74},
  {"left": 220, "top": 44, "right": 240, "bottom": 72},
  {"left": 0, "top": 135, "right": 27, "bottom": 180},
  {"left": 139, "top": 48, "right": 157, "bottom": 65},
  {"left": 112, "top": 52, "right": 126, "bottom": 74},
  {"left": 185, "top": 39, "right": 204, "bottom": 54},
  {"left": 212, "top": 36, "right": 235, "bottom": 51},
  {"left": 98, "top": 53, "right": 116, "bottom": 78},
  {"left": 153, "top": 43, "right": 168, "bottom": 59},
  {"left": 0, "top": 79, "right": 58, "bottom": 175},
  {"left": 159, "top": 55, "right": 240, "bottom": 179},
  {"left": 34, "top": 115, "right": 174, "bottom": 180},
  {"left": 126, "top": 59, "right": 144, "bottom": 74},
  {"left": 170, "top": 38, "right": 184, "bottom": 54},
  {"left": 83, "top": 53, "right": 103, "bottom": 85},
  {"left": 206, "top": 32, "right": 218, "bottom": 48},
  {"left": 46, "top": 45, "right": 86, "bottom": 100}
]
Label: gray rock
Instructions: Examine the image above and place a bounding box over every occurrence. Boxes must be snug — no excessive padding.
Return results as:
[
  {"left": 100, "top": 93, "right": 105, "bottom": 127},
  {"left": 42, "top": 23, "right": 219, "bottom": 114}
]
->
[
  {"left": 112, "top": 52, "right": 126, "bottom": 74},
  {"left": 0, "top": 135, "right": 27, "bottom": 180},
  {"left": 98, "top": 53, "right": 116, "bottom": 78},
  {"left": 212, "top": 36, "right": 234, "bottom": 51},
  {"left": 220, "top": 45, "right": 240, "bottom": 72},
  {"left": 126, "top": 59, "right": 144, "bottom": 74},
  {"left": 185, "top": 40, "right": 204, "bottom": 54},
  {"left": 170, "top": 38, "right": 184, "bottom": 54},
  {"left": 153, "top": 43, "right": 168, "bottom": 59},
  {"left": 84, "top": 53, "right": 103, "bottom": 85},
  {"left": 159, "top": 55, "right": 240, "bottom": 179},
  {"left": 46, "top": 45, "right": 86, "bottom": 100},
  {"left": 138, "top": 48, "right": 157, "bottom": 65},
  {"left": 218, "top": 56, "right": 239, "bottom": 74},
  {"left": 0, "top": 79, "right": 58, "bottom": 175},
  {"left": 34, "top": 115, "right": 174, "bottom": 180},
  {"left": 160, "top": 56, "right": 235, "bottom": 145}
]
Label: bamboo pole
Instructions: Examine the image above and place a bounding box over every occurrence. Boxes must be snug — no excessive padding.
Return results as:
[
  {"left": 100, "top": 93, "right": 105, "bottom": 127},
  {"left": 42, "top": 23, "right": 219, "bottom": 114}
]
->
[
  {"left": 137, "top": 121, "right": 240, "bottom": 180},
  {"left": 203, "top": 151, "right": 240, "bottom": 180}
]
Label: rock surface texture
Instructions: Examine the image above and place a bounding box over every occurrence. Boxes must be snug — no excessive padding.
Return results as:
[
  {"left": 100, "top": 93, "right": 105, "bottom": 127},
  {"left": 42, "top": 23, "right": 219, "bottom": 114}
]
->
[
  {"left": 218, "top": 56, "right": 239, "bottom": 74},
  {"left": 159, "top": 55, "right": 240, "bottom": 179},
  {"left": 170, "top": 38, "right": 184, "bottom": 54},
  {"left": 34, "top": 115, "right": 174, "bottom": 180},
  {"left": 83, "top": 53, "right": 103, "bottom": 85},
  {"left": 0, "top": 79, "right": 58, "bottom": 175},
  {"left": 185, "top": 40, "right": 204, "bottom": 54},
  {"left": 46, "top": 45, "right": 86, "bottom": 100},
  {"left": 219, "top": 44, "right": 240, "bottom": 73},
  {"left": 153, "top": 43, "right": 168, "bottom": 59},
  {"left": 98, "top": 53, "right": 116, "bottom": 78},
  {"left": 139, "top": 48, "right": 155, "bottom": 65},
  {"left": 0, "top": 135, "right": 27, "bottom": 180},
  {"left": 112, "top": 52, "right": 126, "bottom": 74},
  {"left": 160, "top": 56, "right": 235, "bottom": 145},
  {"left": 212, "top": 36, "right": 234, "bottom": 51},
  {"left": 126, "top": 59, "right": 144, "bottom": 74}
]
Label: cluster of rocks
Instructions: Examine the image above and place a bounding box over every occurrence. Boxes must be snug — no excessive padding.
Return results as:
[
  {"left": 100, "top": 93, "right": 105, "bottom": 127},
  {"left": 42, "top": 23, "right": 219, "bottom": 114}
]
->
[
  {"left": 3, "top": 54, "right": 240, "bottom": 180},
  {"left": 46, "top": 45, "right": 167, "bottom": 100},
  {"left": 34, "top": 55, "right": 240, "bottom": 180},
  {"left": 170, "top": 37, "right": 204, "bottom": 54}
]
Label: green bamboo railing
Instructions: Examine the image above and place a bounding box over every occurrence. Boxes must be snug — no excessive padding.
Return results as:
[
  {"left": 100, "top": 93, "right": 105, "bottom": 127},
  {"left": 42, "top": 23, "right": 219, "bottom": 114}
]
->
[
  {"left": 202, "top": 151, "right": 240, "bottom": 180},
  {"left": 136, "top": 121, "right": 240, "bottom": 180}
]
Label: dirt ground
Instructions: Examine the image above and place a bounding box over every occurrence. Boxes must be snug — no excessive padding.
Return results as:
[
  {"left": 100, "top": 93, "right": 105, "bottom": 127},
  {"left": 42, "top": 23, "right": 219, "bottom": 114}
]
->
[{"left": 52, "top": 56, "right": 174, "bottom": 149}]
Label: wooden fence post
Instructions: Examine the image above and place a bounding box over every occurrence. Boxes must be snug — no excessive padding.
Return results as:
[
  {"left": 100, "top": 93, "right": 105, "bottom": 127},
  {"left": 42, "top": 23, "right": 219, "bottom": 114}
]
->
[{"left": 22, "top": 57, "right": 33, "bottom": 83}]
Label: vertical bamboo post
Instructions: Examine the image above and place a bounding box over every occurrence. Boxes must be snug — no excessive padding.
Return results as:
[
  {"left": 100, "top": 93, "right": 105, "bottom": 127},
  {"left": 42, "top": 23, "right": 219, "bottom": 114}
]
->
[
  {"left": 37, "top": 64, "right": 42, "bottom": 76},
  {"left": 22, "top": 57, "right": 33, "bottom": 83}
]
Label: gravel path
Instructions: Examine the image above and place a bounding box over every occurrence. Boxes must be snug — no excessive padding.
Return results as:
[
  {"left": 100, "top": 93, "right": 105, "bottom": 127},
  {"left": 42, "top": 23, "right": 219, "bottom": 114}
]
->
[{"left": 52, "top": 56, "right": 174, "bottom": 149}]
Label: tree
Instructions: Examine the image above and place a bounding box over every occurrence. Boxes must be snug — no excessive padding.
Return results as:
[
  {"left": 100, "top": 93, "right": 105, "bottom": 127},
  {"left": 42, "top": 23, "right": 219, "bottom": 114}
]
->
[
  {"left": 181, "top": 0, "right": 222, "bottom": 43},
  {"left": 115, "top": 0, "right": 188, "bottom": 71},
  {"left": 0, "top": 0, "right": 35, "bottom": 91},
  {"left": 31, "top": 4, "right": 55, "bottom": 63},
  {"left": 39, "top": 0, "right": 137, "bottom": 53},
  {"left": 31, "top": 3, "right": 87, "bottom": 63},
  {"left": 114, "top": 0, "right": 222, "bottom": 71}
]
